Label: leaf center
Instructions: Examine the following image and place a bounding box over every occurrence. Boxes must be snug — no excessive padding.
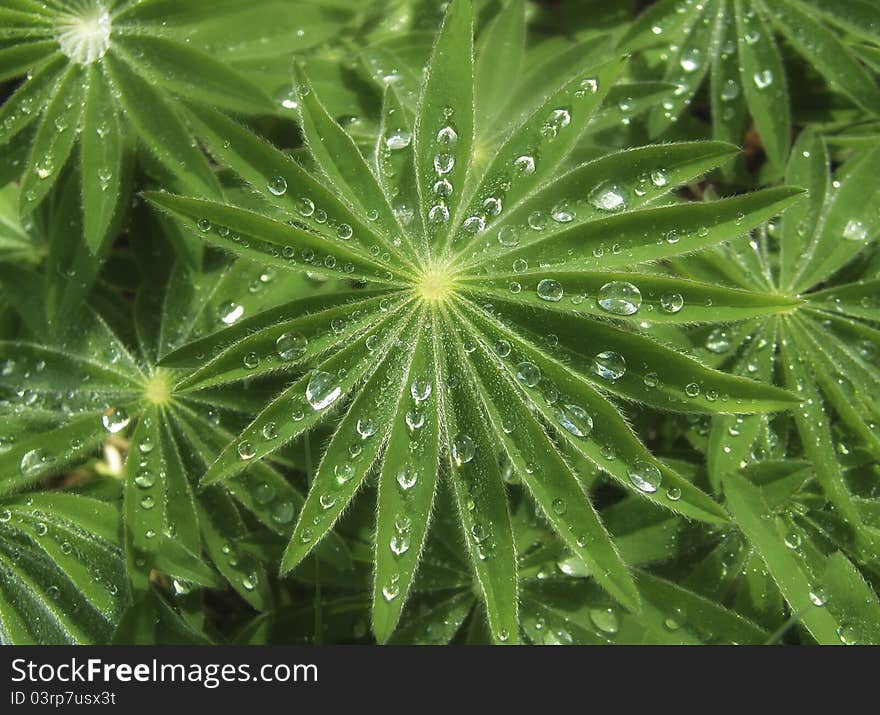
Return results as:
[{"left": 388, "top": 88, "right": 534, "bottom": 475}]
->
[
  {"left": 56, "top": 2, "right": 112, "bottom": 65},
  {"left": 144, "top": 370, "right": 173, "bottom": 406},
  {"left": 417, "top": 263, "right": 456, "bottom": 302}
]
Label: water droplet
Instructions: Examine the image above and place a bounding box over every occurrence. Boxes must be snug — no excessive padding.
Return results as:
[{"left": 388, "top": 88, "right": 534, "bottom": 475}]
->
[
  {"left": 590, "top": 607, "right": 619, "bottom": 635},
  {"left": 556, "top": 403, "right": 593, "bottom": 438},
  {"left": 102, "top": 407, "right": 130, "bottom": 434},
  {"left": 660, "top": 292, "right": 684, "bottom": 313},
  {"left": 593, "top": 351, "right": 626, "bottom": 381},
  {"left": 452, "top": 434, "right": 475, "bottom": 466},
  {"left": 390, "top": 534, "right": 410, "bottom": 555},
  {"left": 405, "top": 409, "right": 425, "bottom": 431},
  {"left": 410, "top": 378, "right": 433, "bottom": 402},
  {"left": 306, "top": 371, "right": 341, "bottom": 410},
  {"left": 242, "top": 573, "right": 257, "bottom": 591},
  {"left": 356, "top": 418, "right": 376, "bottom": 439},
  {"left": 238, "top": 441, "right": 256, "bottom": 460},
  {"left": 514, "top": 155, "right": 536, "bottom": 175},
  {"left": 20, "top": 448, "right": 52, "bottom": 477},
  {"left": 428, "top": 204, "right": 450, "bottom": 223},
  {"left": 483, "top": 197, "right": 502, "bottom": 216},
  {"left": 276, "top": 332, "right": 308, "bottom": 361},
  {"left": 334, "top": 463, "right": 354, "bottom": 485},
  {"left": 650, "top": 169, "right": 669, "bottom": 187},
  {"left": 385, "top": 128, "right": 412, "bottom": 150},
  {"left": 397, "top": 466, "right": 418, "bottom": 491},
  {"left": 218, "top": 301, "right": 244, "bottom": 325},
  {"left": 598, "top": 281, "right": 641, "bottom": 315},
  {"left": 551, "top": 201, "right": 574, "bottom": 223},
  {"left": 679, "top": 47, "right": 702, "bottom": 72},
  {"left": 537, "top": 278, "right": 563, "bottom": 302},
  {"left": 140, "top": 495, "right": 155, "bottom": 510},
  {"left": 720, "top": 79, "right": 740, "bottom": 101},
  {"left": 627, "top": 460, "right": 662, "bottom": 493},
  {"left": 436, "top": 126, "right": 458, "bottom": 145},
  {"left": 843, "top": 219, "right": 868, "bottom": 242},
  {"left": 296, "top": 197, "right": 315, "bottom": 217},
  {"left": 267, "top": 176, "right": 287, "bottom": 196},
  {"left": 134, "top": 470, "right": 156, "bottom": 488},
  {"left": 590, "top": 183, "right": 627, "bottom": 212},
  {"left": 516, "top": 362, "right": 541, "bottom": 387},
  {"left": 434, "top": 153, "right": 455, "bottom": 175},
  {"left": 753, "top": 69, "right": 773, "bottom": 89},
  {"left": 498, "top": 226, "right": 520, "bottom": 247},
  {"left": 705, "top": 327, "right": 731, "bottom": 353},
  {"left": 243, "top": 352, "right": 260, "bottom": 369}
]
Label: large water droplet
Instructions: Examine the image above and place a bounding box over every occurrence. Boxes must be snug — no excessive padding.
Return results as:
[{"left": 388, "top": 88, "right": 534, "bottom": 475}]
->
[
  {"left": 537, "top": 279, "right": 563, "bottom": 302},
  {"left": 598, "top": 281, "right": 642, "bottom": 315},
  {"left": 590, "top": 183, "right": 627, "bottom": 212},
  {"left": 627, "top": 460, "right": 662, "bottom": 493},
  {"left": 593, "top": 351, "right": 626, "bottom": 381},
  {"left": 452, "top": 434, "right": 475, "bottom": 466},
  {"left": 516, "top": 362, "right": 541, "bottom": 387},
  {"left": 556, "top": 403, "right": 593, "bottom": 438},
  {"left": 276, "top": 332, "right": 308, "bottom": 361},
  {"left": 385, "top": 128, "right": 412, "bottom": 150},
  {"left": 306, "top": 371, "right": 341, "bottom": 410},
  {"left": 102, "top": 407, "right": 130, "bottom": 434}
]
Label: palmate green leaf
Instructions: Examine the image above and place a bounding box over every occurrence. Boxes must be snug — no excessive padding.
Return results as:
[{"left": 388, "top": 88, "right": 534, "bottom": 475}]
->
[
  {"left": 103, "top": 55, "right": 220, "bottom": 201},
  {"left": 648, "top": 0, "right": 724, "bottom": 139},
  {"left": 467, "top": 298, "right": 798, "bottom": 415},
  {"left": 414, "top": 0, "right": 474, "bottom": 251},
  {"left": 280, "top": 310, "right": 422, "bottom": 574},
  {"left": 371, "top": 322, "right": 441, "bottom": 642},
  {"left": 733, "top": 0, "right": 790, "bottom": 169},
  {"left": 436, "top": 313, "right": 519, "bottom": 645},
  {"left": 80, "top": 65, "right": 123, "bottom": 253},
  {"left": 763, "top": 0, "right": 880, "bottom": 116},
  {"left": 623, "top": 0, "right": 880, "bottom": 167},
  {"left": 0, "top": 493, "right": 128, "bottom": 644},
  {"left": 19, "top": 63, "right": 85, "bottom": 215},
  {"left": 722, "top": 473, "right": 848, "bottom": 644},
  {"left": 473, "top": 0, "right": 525, "bottom": 133},
  {"left": 445, "top": 303, "right": 640, "bottom": 613},
  {"left": 0, "top": 0, "right": 274, "bottom": 253},
  {"left": 145, "top": 0, "right": 820, "bottom": 642}
]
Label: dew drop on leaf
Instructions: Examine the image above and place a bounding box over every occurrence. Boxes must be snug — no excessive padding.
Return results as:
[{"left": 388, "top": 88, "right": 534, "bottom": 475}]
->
[
  {"left": 276, "top": 332, "right": 308, "bottom": 361},
  {"left": 516, "top": 361, "right": 541, "bottom": 387},
  {"left": 660, "top": 292, "right": 684, "bottom": 314},
  {"left": 555, "top": 403, "right": 593, "bottom": 438},
  {"left": 306, "top": 371, "right": 341, "bottom": 410},
  {"left": 102, "top": 407, "right": 130, "bottom": 434},
  {"left": 593, "top": 351, "right": 626, "bottom": 381},
  {"left": 537, "top": 278, "right": 563, "bottom": 302},
  {"left": 627, "top": 460, "right": 661, "bottom": 493},
  {"left": 452, "top": 434, "right": 475, "bottom": 466},
  {"left": 597, "top": 281, "right": 641, "bottom": 315}
]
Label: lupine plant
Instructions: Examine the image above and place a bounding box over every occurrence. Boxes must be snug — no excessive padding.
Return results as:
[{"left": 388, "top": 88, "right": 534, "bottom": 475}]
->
[{"left": 0, "top": 0, "right": 878, "bottom": 646}]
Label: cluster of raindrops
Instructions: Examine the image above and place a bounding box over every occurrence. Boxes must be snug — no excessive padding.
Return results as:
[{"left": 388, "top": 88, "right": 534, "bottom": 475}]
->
[
  {"left": 426, "top": 108, "right": 459, "bottom": 228},
  {"left": 456, "top": 77, "right": 599, "bottom": 245}
]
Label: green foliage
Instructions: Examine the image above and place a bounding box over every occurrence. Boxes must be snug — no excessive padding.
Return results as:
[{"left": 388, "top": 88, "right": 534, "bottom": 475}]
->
[{"left": 0, "top": 0, "right": 878, "bottom": 645}]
